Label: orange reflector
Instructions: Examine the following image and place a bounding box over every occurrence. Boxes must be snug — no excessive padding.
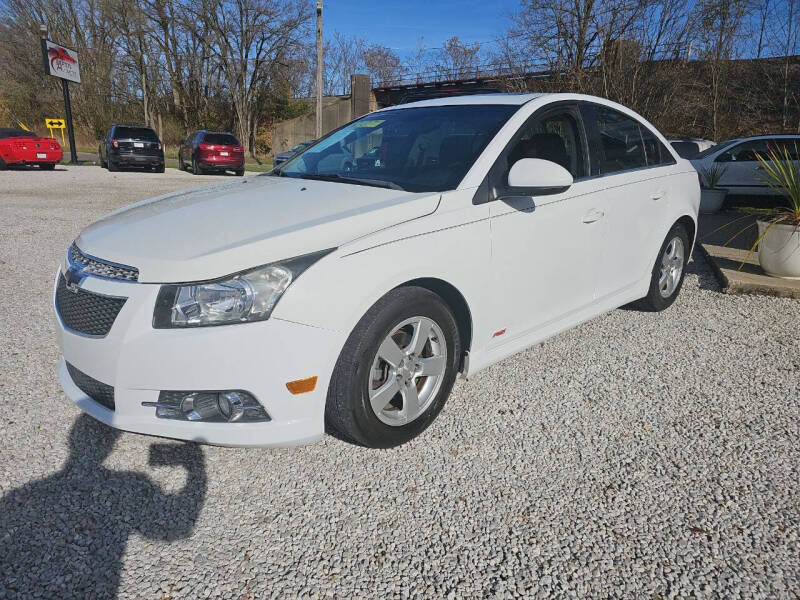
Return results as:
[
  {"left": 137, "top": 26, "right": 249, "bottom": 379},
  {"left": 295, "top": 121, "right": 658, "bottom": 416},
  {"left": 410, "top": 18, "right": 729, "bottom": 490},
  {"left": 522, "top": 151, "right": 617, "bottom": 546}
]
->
[{"left": 286, "top": 376, "right": 318, "bottom": 395}]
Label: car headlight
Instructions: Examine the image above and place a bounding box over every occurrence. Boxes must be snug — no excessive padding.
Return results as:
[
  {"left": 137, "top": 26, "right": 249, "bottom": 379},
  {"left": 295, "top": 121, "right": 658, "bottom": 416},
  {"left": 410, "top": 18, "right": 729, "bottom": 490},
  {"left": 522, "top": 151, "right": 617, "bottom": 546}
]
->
[{"left": 153, "top": 249, "right": 333, "bottom": 328}]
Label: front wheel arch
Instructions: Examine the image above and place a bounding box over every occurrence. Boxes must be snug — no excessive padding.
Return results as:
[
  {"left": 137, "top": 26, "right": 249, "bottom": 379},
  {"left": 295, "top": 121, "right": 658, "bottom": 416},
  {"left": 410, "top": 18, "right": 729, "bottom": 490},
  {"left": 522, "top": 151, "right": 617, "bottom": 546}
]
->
[{"left": 399, "top": 277, "right": 472, "bottom": 371}]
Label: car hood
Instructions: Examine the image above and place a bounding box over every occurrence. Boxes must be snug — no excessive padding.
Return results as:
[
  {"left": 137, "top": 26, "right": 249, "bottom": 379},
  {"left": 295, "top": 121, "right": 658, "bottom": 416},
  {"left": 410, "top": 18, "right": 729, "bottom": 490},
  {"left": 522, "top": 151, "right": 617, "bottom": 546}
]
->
[{"left": 75, "top": 175, "right": 439, "bottom": 283}]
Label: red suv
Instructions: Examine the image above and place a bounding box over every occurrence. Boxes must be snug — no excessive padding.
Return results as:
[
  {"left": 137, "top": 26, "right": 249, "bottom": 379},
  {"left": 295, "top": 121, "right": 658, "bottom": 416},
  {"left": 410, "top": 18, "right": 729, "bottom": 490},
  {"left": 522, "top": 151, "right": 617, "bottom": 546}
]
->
[{"left": 178, "top": 131, "right": 245, "bottom": 176}]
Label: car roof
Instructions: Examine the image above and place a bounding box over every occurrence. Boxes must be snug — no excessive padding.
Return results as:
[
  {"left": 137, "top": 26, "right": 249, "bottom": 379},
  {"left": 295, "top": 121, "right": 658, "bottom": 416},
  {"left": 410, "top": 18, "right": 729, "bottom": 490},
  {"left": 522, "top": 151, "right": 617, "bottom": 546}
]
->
[{"left": 381, "top": 92, "right": 546, "bottom": 110}]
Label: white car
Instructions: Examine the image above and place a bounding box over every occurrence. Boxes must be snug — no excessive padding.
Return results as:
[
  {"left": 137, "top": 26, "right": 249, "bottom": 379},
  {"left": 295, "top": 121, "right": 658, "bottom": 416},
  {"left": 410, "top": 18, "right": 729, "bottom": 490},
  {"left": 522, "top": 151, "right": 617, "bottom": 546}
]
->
[
  {"left": 691, "top": 134, "right": 800, "bottom": 195},
  {"left": 54, "top": 93, "right": 699, "bottom": 448}
]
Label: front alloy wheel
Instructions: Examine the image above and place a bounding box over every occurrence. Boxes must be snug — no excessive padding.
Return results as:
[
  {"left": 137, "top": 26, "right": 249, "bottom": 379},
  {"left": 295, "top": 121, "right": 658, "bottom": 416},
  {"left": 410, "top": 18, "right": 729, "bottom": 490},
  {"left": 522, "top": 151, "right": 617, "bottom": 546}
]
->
[
  {"left": 369, "top": 316, "right": 447, "bottom": 426},
  {"left": 326, "top": 286, "right": 461, "bottom": 448}
]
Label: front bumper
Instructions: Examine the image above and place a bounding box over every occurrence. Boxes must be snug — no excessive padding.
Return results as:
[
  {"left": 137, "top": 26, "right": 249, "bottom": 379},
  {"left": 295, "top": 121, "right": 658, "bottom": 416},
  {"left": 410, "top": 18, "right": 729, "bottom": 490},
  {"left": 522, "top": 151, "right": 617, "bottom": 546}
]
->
[{"left": 53, "top": 268, "right": 343, "bottom": 447}]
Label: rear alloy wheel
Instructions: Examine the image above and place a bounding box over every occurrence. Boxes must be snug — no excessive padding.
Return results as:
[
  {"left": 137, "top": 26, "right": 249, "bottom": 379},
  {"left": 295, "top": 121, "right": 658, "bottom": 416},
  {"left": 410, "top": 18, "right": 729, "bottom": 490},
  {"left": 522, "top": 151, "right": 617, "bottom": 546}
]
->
[
  {"left": 192, "top": 157, "right": 203, "bottom": 175},
  {"left": 633, "top": 223, "right": 690, "bottom": 312},
  {"left": 326, "top": 286, "right": 461, "bottom": 448}
]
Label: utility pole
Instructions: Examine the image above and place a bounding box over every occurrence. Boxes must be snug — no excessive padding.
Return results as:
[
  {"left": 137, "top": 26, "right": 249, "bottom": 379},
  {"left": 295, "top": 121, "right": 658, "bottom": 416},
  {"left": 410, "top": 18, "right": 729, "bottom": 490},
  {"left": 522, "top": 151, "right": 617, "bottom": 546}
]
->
[{"left": 315, "top": 0, "right": 323, "bottom": 139}]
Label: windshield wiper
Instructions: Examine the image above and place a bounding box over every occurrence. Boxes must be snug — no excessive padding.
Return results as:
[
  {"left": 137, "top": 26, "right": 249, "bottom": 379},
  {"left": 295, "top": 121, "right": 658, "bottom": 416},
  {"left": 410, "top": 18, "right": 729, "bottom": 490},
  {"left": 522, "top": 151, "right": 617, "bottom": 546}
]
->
[{"left": 294, "top": 173, "right": 405, "bottom": 191}]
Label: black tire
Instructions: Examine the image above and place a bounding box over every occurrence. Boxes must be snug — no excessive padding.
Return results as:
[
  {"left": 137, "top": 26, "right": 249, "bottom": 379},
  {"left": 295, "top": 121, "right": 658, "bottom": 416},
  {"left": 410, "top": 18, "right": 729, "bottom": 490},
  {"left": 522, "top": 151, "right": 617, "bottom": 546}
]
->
[
  {"left": 40, "top": 163, "right": 56, "bottom": 170},
  {"left": 154, "top": 164, "right": 165, "bottom": 173},
  {"left": 235, "top": 168, "right": 245, "bottom": 176},
  {"left": 633, "top": 223, "right": 690, "bottom": 312},
  {"left": 108, "top": 158, "right": 118, "bottom": 172},
  {"left": 178, "top": 154, "right": 186, "bottom": 171},
  {"left": 192, "top": 157, "right": 203, "bottom": 175},
  {"left": 325, "top": 286, "right": 461, "bottom": 448},
  {"left": 0, "top": 157, "right": 6, "bottom": 171}
]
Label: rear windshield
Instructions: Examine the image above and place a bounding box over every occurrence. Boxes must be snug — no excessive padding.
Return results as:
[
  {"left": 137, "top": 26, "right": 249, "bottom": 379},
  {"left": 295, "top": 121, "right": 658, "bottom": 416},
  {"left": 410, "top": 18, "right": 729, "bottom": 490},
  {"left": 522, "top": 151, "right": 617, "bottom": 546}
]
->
[
  {"left": 203, "top": 133, "right": 239, "bottom": 145},
  {"left": 115, "top": 127, "right": 159, "bottom": 141},
  {"left": 0, "top": 128, "right": 36, "bottom": 139}
]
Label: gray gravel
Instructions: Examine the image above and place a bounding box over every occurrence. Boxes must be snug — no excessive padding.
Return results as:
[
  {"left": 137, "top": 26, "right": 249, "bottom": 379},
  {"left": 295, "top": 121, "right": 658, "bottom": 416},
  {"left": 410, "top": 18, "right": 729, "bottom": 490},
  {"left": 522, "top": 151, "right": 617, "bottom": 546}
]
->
[{"left": 1, "top": 165, "right": 798, "bottom": 599}]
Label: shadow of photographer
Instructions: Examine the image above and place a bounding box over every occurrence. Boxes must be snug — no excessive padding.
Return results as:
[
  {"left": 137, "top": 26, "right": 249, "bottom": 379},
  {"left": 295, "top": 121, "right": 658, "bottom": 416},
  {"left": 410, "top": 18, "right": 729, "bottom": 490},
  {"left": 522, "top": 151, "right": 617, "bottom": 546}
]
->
[{"left": 0, "top": 414, "right": 207, "bottom": 599}]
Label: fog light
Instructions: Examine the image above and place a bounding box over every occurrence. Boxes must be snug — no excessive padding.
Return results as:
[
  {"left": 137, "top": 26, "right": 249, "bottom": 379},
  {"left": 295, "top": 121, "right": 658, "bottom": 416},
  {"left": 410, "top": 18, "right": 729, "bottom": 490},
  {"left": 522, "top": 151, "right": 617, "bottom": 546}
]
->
[
  {"left": 217, "top": 391, "right": 245, "bottom": 422},
  {"left": 144, "top": 390, "right": 270, "bottom": 423}
]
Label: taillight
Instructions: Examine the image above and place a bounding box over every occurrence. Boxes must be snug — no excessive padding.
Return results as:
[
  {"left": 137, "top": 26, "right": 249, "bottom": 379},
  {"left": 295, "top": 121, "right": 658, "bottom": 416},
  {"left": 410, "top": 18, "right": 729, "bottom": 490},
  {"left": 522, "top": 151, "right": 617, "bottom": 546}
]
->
[
  {"left": 233, "top": 146, "right": 243, "bottom": 152},
  {"left": 198, "top": 143, "right": 214, "bottom": 151},
  {"left": 50, "top": 143, "right": 58, "bottom": 151},
  {"left": 111, "top": 139, "right": 119, "bottom": 149},
  {"left": 157, "top": 142, "right": 162, "bottom": 150}
]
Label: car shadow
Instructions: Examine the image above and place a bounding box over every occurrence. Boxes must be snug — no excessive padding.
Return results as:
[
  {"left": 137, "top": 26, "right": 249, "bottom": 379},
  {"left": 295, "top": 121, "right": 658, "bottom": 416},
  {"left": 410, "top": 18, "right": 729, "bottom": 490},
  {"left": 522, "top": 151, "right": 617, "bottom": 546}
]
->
[{"left": 0, "top": 414, "right": 207, "bottom": 599}]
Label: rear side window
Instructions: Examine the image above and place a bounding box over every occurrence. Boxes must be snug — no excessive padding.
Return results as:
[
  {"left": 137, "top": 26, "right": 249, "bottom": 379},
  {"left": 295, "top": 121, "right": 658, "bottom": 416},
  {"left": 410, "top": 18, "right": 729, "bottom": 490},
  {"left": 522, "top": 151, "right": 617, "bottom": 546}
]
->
[
  {"left": 115, "top": 127, "right": 159, "bottom": 141},
  {"left": 670, "top": 141, "right": 700, "bottom": 159},
  {"left": 203, "top": 133, "right": 239, "bottom": 145},
  {"left": 591, "top": 106, "right": 673, "bottom": 174}
]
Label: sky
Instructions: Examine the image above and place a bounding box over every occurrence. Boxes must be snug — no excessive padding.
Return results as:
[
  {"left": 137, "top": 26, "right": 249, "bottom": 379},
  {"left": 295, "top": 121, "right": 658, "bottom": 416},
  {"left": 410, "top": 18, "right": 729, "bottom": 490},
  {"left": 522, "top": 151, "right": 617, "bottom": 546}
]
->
[{"left": 322, "top": 0, "right": 520, "bottom": 60}]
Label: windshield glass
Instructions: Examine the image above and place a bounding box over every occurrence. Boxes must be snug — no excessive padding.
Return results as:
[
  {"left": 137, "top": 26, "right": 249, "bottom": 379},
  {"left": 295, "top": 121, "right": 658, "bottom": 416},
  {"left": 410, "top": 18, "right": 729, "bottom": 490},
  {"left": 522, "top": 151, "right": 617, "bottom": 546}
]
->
[
  {"left": 278, "top": 105, "right": 518, "bottom": 192},
  {"left": 116, "top": 127, "right": 159, "bottom": 141},
  {"left": 204, "top": 133, "right": 239, "bottom": 145},
  {"left": 0, "top": 128, "right": 36, "bottom": 139},
  {"left": 696, "top": 139, "right": 735, "bottom": 159}
]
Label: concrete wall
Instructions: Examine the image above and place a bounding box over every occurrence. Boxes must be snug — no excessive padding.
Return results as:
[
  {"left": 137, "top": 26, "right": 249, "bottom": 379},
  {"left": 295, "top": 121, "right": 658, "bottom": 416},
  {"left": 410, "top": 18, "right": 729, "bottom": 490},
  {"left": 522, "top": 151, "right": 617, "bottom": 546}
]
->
[{"left": 272, "top": 74, "right": 375, "bottom": 155}]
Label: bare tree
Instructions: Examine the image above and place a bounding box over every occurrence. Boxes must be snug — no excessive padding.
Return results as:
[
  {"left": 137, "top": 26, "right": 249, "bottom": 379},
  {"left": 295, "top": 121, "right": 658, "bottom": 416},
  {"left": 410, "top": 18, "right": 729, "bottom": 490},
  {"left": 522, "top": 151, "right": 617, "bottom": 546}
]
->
[
  {"left": 434, "top": 36, "right": 482, "bottom": 79},
  {"left": 362, "top": 44, "right": 405, "bottom": 86}
]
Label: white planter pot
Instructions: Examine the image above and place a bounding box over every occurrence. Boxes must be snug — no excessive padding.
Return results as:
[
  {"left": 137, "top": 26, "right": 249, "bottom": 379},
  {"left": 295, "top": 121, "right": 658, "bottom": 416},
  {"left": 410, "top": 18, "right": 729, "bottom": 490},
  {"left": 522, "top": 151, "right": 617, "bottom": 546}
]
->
[
  {"left": 757, "top": 219, "right": 800, "bottom": 279},
  {"left": 699, "top": 189, "right": 727, "bottom": 214}
]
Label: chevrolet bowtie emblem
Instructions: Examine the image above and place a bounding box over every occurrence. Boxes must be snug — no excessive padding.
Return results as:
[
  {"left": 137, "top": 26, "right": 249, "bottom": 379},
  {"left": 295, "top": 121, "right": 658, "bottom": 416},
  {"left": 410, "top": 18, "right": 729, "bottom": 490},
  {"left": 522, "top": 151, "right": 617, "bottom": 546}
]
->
[{"left": 64, "top": 265, "right": 85, "bottom": 293}]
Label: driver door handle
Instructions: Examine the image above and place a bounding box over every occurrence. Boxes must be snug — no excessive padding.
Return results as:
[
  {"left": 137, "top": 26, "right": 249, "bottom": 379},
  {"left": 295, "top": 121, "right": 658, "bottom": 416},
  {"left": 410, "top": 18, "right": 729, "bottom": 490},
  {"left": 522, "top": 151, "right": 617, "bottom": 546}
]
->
[{"left": 582, "top": 209, "right": 604, "bottom": 224}]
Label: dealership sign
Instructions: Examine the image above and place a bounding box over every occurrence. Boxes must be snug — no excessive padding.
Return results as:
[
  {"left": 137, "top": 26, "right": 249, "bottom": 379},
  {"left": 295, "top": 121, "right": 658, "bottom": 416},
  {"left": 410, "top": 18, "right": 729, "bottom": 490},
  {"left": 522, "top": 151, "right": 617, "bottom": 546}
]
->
[{"left": 43, "top": 40, "right": 80, "bottom": 84}]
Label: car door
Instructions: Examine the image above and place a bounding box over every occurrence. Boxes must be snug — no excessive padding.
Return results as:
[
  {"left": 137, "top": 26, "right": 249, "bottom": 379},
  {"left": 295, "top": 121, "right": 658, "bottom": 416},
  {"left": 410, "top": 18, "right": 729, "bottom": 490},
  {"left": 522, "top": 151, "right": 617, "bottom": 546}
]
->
[
  {"left": 580, "top": 104, "right": 674, "bottom": 299},
  {"left": 487, "top": 103, "right": 603, "bottom": 344}
]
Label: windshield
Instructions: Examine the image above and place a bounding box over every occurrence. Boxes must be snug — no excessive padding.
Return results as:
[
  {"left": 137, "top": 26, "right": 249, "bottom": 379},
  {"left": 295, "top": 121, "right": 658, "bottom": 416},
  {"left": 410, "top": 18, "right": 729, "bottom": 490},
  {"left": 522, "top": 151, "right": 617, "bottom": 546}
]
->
[
  {"left": 278, "top": 105, "right": 519, "bottom": 192},
  {"left": 696, "top": 139, "right": 736, "bottom": 159},
  {"left": 116, "top": 127, "right": 159, "bottom": 141},
  {"left": 204, "top": 133, "right": 239, "bottom": 145},
  {"left": 0, "top": 128, "right": 36, "bottom": 139}
]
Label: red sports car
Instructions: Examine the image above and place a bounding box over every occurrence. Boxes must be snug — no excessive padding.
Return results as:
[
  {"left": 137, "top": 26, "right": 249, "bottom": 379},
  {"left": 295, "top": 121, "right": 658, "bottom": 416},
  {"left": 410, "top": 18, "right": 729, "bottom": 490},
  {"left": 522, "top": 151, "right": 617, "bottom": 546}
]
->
[{"left": 0, "top": 128, "right": 62, "bottom": 170}]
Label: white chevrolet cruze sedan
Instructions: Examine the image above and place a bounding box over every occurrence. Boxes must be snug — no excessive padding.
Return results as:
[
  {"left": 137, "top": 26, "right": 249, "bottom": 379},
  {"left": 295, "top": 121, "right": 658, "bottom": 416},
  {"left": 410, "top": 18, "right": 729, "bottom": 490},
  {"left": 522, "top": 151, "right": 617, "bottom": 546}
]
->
[{"left": 55, "top": 93, "right": 699, "bottom": 448}]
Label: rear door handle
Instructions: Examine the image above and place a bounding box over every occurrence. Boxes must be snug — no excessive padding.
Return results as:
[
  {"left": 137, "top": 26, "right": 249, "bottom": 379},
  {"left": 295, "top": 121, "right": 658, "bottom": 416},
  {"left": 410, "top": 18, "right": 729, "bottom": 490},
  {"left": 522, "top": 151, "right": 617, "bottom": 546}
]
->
[{"left": 582, "top": 209, "right": 604, "bottom": 223}]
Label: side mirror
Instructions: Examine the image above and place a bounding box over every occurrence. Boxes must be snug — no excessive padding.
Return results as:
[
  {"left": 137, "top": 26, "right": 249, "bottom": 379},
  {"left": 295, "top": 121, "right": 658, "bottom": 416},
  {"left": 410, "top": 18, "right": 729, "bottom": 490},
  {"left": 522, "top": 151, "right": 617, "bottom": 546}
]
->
[{"left": 507, "top": 158, "right": 573, "bottom": 193}]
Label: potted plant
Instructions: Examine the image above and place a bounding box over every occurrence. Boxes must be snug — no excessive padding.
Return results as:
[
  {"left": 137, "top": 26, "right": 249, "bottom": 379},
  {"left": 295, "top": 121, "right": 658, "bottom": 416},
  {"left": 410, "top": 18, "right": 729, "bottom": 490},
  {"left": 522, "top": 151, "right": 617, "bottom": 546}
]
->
[
  {"left": 699, "top": 164, "right": 728, "bottom": 213},
  {"left": 750, "top": 145, "right": 800, "bottom": 279}
]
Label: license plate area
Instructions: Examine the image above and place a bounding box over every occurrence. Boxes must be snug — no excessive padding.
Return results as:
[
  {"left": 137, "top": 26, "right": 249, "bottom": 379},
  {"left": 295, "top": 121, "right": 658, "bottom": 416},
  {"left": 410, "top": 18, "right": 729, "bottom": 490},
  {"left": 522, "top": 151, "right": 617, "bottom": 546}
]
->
[
  {"left": 220, "top": 151, "right": 229, "bottom": 156},
  {"left": 37, "top": 153, "right": 47, "bottom": 158},
  {"left": 134, "top": 142, "right": 144, "bottom": 148}
]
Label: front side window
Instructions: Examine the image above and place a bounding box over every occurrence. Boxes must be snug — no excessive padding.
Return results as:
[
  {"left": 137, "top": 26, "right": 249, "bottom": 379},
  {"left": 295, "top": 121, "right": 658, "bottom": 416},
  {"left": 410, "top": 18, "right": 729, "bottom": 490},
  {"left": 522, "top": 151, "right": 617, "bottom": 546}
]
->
[
  {"left": 506, "top": 110, "right": 587, "bottom": 179},
  {"left": 279, "top": 105, "right": 518, "bottom": 192},
  {"left": 716, "top": 139, "right": 769, "bottom": 163}
]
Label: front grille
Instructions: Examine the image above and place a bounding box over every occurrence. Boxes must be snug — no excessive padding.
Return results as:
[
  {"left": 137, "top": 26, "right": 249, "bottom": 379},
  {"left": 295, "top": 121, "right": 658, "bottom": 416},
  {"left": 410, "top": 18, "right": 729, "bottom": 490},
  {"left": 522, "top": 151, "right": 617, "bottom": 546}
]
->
[
  {"left": 66, "top": 363, "right": 115, "bottom": 410},
  {"left": 56, "top": 275, "right": 127, "bottom": 336},
  {"left": 69, "top": 244, "right": 139, "bottom": 282}
]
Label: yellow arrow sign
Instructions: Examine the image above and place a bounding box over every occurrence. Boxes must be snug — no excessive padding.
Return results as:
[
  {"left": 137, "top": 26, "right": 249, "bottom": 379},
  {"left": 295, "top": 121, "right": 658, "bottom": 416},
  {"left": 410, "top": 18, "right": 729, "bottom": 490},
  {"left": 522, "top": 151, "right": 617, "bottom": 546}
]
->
[{"left": 45, "top": 118, "right": 67, "bottom": 146}]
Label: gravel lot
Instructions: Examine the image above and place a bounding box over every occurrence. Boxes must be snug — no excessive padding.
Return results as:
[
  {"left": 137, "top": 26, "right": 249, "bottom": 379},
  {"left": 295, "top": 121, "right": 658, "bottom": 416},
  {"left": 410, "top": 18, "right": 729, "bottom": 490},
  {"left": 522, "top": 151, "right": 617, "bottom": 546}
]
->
[{"left": 1, "top": 165, "right": 798, "bottom": 599}]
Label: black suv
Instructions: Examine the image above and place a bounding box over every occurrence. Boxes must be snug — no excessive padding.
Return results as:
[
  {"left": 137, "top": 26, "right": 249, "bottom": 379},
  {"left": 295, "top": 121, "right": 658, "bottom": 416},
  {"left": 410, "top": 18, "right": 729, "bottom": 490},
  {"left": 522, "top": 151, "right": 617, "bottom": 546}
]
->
[{"left": 99, "top": 125, "right": 165, "bottom": 172}]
